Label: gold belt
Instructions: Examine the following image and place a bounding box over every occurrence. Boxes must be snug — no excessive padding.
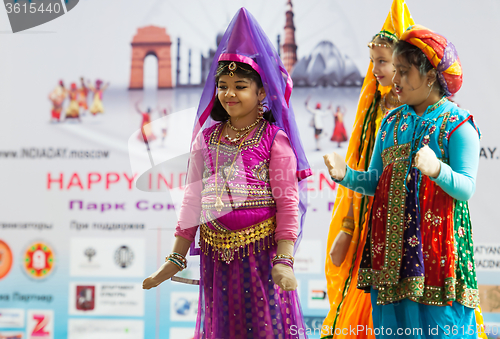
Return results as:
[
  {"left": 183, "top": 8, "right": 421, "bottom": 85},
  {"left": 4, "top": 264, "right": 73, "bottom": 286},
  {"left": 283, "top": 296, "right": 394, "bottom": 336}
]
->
[
  {"left": 201, "top": 198, "right": 276, "bottom": 211},
  {"left": 199, "top": 216, "right": 276, "bottom": 264}
]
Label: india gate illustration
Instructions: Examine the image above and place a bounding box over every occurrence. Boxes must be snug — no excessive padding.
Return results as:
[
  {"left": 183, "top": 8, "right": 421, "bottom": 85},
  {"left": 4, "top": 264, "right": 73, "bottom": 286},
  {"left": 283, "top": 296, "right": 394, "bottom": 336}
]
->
[
  {"left": 129, "top": 26, "right": 173, "bottom": 89},
  {"left": 128, "top": 0, "right": 361, "bottom": 89}
]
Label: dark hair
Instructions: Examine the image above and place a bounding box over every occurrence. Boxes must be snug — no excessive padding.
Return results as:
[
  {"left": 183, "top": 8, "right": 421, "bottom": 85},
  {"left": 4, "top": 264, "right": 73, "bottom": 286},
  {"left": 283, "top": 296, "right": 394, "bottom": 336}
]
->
[
  {"left": 392, "top": 40, "right": 446, "bottom": 97},
  {"left": 210, "top": 61, "right": 274, "bottom": 122}
]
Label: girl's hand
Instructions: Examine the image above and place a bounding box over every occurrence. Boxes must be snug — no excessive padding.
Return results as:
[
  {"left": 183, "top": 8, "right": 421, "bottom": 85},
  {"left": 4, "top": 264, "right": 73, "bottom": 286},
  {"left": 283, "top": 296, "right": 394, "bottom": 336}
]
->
[
  {"left": 329, "top": 231, "right": 352, "bottom": 267},
  {"left": 272, "top": 264, "right": 297, "bottom": 291},
  {"left": 323, "top": 152, "right": 347, "bottom": 181},
  {"left": 271, "top": 240, "right": 297, "bottom": 291},
  {"left": 143, "top": 262, "right": 180, "bottom": 290},
  {"left": 415, "top": 145, "right": 441, "bottom": 178}
]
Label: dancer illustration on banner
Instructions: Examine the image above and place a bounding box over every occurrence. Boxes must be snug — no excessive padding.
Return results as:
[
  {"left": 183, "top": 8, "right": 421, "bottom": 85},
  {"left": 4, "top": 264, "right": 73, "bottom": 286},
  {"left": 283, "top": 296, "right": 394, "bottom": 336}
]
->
[
  {"left": 305, "top": 97, "right": 328, "bottom": 151},
  {"left": 48, "top": 80, "right": 66, "bottom": 123},
  {"left": 324, "top": 19, "right": 485, "bottom": 339},
  {"left": 65, "top": 83, "right": 82, "bottom": 122},
  {"left": 89, "top": 79, "right": 109, "bottom": 115},
  {"left": 143, "top": 8, "right": 311, "bottom": 339},
  {"left": 329, "top": 104, "right": 348, "bottom": 148},
  {"left": 78, "top": 77, "right": 89, "bottom": 116},
  {"left": 158, "top": 106, "right": 170, "bottom": 145},
  {"left": 135, "top": 102, "right": 156, "bottom": 150}
]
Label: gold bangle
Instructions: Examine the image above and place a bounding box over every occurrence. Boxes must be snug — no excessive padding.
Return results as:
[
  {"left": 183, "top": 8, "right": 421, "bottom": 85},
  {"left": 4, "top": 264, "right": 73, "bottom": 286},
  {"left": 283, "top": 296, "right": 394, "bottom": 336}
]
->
[
  {"left": 340, "top": 228, "right": 354, "bottom": 236},
  {"left": 342, "top": 220, "right": 355, "bottom": 230}
]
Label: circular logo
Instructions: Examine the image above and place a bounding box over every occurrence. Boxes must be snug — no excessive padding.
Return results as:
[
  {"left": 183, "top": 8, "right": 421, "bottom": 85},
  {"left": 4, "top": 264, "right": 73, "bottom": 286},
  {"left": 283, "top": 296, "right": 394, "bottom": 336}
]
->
[
  {"left": 114, "top": 245, "right": 134, "bottom": 268},
  {"left": 23, "top": 241, "right": 55, "bottom": 280},
  {"left": 0, "top": 240, "right": 13, "bottom": 280}
]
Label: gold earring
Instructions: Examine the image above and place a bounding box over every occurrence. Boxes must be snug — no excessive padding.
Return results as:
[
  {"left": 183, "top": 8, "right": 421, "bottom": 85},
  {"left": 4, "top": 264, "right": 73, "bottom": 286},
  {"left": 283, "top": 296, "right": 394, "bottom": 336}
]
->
[{"left": 258, "top": 103, "right": 264, "bottom": 117}]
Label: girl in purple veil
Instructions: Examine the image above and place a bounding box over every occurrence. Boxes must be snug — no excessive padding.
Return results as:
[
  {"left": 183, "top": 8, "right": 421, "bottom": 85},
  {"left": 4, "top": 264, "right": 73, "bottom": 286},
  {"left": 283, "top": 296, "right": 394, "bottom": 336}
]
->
[{"left": 143, "top": 7, "right": 311, "bottom": 339}]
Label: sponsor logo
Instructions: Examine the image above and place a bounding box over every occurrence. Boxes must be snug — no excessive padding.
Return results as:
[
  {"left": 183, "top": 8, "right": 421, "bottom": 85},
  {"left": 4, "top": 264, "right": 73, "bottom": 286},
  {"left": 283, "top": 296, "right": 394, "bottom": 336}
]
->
[
  {"left": 26, "top": 310, "right": 53, "bottom": 339},
  {"left": 75, "top": 286, "right": 95, "bottom": 311},
  {"left": 69, "top": 283, "right": 144, "bottom": 316},
  {"left": 70, "top": 238, "right": 144, "bottom": 277},
  {"left": 0, "top": 241, "right": 13, "bottom": 280},
  {"left": 22, "top": 242, "right": 55, "bottom": 280},
  {"left": 0, "top": 309, "right": 24, "bottom": 328},
  {"left": 84, "top": 248, "right": 96, "bottom": 262},
  {"left": 170, "top": 292, "right": 198, "bottom": 321},
  {"left": 114, "top": 246, "right": 134, "bottom": 269},
  {"left": 311, "top": 290, "right": 327, "bottom": 300},
  {"left": 478, "top": 285, "right": 500, "bottom": 313},
  {"left": 0, "top": 331, "right": 23, "bottom": 339},
  {"left": 307, "top": 280, "right": 329, "bottom": 309},
  {"left": 67, "top": 319, "right": 144, "bottom": 339}
]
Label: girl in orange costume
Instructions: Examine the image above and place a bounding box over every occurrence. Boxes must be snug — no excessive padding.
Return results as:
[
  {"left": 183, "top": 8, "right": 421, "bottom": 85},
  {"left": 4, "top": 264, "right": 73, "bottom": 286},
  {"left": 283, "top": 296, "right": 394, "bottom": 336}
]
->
[
  {"left": 65, "top": 83, "right": 81, "bottom": 121},
  {"left": 89, "top": 79, "right": 109, "bottom": 115}
]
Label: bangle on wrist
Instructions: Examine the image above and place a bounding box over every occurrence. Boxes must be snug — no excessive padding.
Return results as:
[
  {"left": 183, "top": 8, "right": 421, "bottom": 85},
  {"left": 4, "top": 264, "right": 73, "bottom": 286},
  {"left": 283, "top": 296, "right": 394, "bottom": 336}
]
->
[
  {"left": 340, "top": 229, "right": 354, "bottom": 236},
  {"left": 272, "top": 254, "right": 294, "bottom": 268},
  {"left": 340, "top": 216, "right": 355, "bottom": 236},
  {"left": 165, "top": 252, "right": 187, "bottom": 271},
  {"left": 273, "top": 259, "right": 293, "bottom": 269}
]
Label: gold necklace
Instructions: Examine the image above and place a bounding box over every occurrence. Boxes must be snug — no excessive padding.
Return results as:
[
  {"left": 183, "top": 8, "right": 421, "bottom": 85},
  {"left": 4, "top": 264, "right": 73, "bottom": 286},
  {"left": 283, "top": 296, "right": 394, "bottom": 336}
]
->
[
  {"left": 224, "top": 124, "right": 252, "bottom": 144},
  {"left": 225, "top": 117, "right": 261, "bottom": 143},
  {"left": 214, "top": 123, "right": 252, "bottom": 212},
  {"left": 228, "top": 117, "right": 261, "bottom": 132}
]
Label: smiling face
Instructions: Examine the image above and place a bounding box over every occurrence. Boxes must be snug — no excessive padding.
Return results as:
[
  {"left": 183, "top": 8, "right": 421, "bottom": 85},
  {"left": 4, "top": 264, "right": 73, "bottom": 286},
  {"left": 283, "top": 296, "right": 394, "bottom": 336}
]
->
[
  {"left": 217, "top": 74, "right": 266, "bottom": 121},
  {"left": 370, "top": 39, "right": 395, "bottom": 87},
  {"left": 392, "top": 54, "right": 434, "bottom": 106}
]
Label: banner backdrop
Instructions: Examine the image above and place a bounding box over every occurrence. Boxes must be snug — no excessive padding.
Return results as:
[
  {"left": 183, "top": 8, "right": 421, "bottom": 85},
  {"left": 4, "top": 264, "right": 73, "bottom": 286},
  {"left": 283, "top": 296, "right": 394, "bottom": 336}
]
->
[{"left": 1, "top": 1, "right": 499, "bottom": 338}]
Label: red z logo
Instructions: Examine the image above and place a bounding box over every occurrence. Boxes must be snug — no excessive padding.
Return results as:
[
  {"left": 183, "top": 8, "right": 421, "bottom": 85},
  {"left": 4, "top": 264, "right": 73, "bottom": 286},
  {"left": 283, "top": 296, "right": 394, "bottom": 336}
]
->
[{"left": 31, "top": 314, "right": 50, "bottom": 337}]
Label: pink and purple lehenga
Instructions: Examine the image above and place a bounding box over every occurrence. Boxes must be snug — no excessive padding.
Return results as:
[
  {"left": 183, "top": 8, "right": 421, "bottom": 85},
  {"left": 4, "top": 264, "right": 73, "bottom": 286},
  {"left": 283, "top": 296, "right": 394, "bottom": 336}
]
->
[
  {"left": 195, "top": 121, "right": 307, "bottom": 339},
  {"left": 175, "top": 8, "right": 312, "bottom": 338}
]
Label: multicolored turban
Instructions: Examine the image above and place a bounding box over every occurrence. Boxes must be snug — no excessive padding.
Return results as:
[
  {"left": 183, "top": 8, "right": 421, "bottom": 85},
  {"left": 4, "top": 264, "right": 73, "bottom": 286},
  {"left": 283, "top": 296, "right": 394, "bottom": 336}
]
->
[{"left": 400, "top": 24, "right": 462, "bottom": 96}]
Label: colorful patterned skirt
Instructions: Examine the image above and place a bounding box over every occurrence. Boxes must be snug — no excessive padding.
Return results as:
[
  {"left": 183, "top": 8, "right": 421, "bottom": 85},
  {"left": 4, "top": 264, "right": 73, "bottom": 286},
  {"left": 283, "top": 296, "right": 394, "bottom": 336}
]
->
[
  {"left": 194, "top": 222, "right": 307, "bottom": 339},
  {"left": 357, "top": 164, "right": 481, "bottom": 337}
]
